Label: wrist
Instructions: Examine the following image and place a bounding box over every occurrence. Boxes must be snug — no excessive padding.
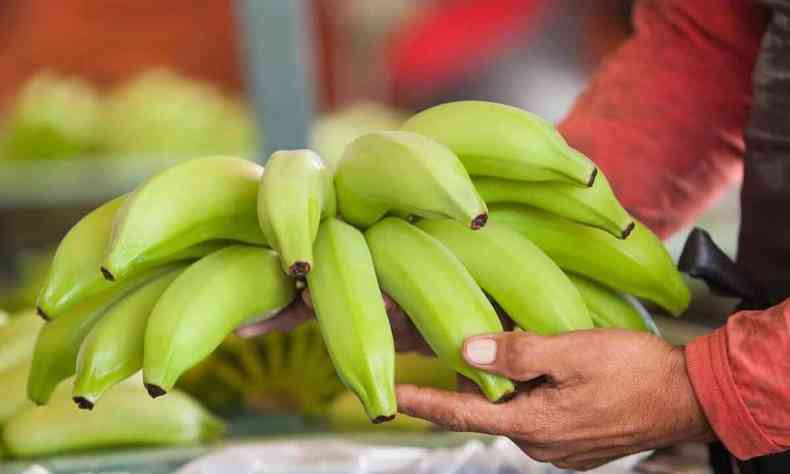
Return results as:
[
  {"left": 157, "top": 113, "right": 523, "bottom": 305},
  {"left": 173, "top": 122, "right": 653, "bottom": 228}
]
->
[{"left": 665, "top": 345, "right": 716, "bottom": 444}]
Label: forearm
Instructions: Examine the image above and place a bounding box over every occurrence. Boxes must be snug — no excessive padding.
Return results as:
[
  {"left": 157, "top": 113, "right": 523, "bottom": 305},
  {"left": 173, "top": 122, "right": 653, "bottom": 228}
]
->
[{"left": 559, "top": 0, "right": 766, "bottom": 238}]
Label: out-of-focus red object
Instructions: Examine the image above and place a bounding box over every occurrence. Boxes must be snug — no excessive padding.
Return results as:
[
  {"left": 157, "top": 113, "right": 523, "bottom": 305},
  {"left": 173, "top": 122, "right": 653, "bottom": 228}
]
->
[
  {"left": 556, "top": 0, "right": 790, "bottom": 460},
  {"left": 385, "top": 0, "right": 553, "bottom": 99},
  {"left": 0, "top": 0, "right": 337, "bottom": 110}
]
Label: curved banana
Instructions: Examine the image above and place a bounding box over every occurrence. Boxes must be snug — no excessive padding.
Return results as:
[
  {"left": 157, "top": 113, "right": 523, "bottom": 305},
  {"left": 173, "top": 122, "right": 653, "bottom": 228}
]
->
[
  {"left": 365, "top": 217, "right": 514, "bottom": 402},
  {"left": 0, "top": 309, "right": 43, "bottom": 372},
  {"left": 401, "top": 101, "right": 597, "bottom": 186},
  {"left": 474, "top": 171, "right": 634, "bottom": 239},
  {"left": 27, "top": 267, "right": 175, "bottom": 405},
  {"left": 417, "top": 219, "right": 593, "bottom": 334},
  {"left": 101, "top": 156, "right": 266, "bottom": 282},
  {"left": 143, "top": 245, "right": 296, "bottom": 396},
  {"left": 257, "top": 149, "right": 336, "bottom": 277},
  {"left": 307, "top": 218, "right": 396, "bottom": 423},
  {"left": 73, "top": 266, "right": 186, "bottom": 409},
  {"left": 335, "top": 131, "right": 488, "bottom": 229},
  {"left": 567, "top": 273, "right": 648, "bottom": 331},
  {"left": 3, "top": 382, "right": 224, "bottom": 458},
  {"left": 489, "top": 204, "right": 690, "bottom": 316},
  {"left": 36, "top": 196, "right": 224, "bottom": 320},
  {"left": 0, "top": 361, "right": 33, "bottom": 424}
]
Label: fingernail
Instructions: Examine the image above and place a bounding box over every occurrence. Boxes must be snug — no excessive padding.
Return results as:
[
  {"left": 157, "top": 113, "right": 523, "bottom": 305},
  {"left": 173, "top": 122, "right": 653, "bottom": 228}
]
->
[{"left": 465, "top": 338, "right": 497, "bottom": 365}]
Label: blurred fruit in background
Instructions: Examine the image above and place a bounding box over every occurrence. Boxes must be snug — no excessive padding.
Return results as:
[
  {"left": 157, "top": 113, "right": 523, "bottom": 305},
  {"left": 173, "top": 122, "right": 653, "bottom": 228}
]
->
[
  {"left": 0, "top": 72, "right": 103, "bottom": 161},
  {"left": 101, "top": 69, "right": 258, "bottom": 158}
]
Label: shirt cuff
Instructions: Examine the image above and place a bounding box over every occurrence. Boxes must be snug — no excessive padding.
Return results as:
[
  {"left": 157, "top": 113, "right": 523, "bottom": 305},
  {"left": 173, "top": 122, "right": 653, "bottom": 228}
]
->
[{"left": 685, "top": 328, "right": 781, "bottom": 460}]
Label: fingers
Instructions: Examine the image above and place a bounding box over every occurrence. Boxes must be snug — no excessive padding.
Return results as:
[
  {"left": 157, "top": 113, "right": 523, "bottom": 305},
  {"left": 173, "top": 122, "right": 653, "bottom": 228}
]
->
[
  {"left": 462, "top": 331, "right": 570, "bottom": 382},
  {"left": 396, "top": 384, "right": 513, "bottom": 436},
  {"left": 384, "top": 293, "right": 434, "bottom": 355},
  {"left": 235, "top": 294, "right": 314, "bottom": 338}
]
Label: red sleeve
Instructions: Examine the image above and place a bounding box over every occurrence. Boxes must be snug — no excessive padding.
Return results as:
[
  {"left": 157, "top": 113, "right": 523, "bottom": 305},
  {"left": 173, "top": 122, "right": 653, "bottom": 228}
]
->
[
  {"left": 558, "top": 0, "right": 767, "bottom": 238},
  {"left": 686, "top": 299, "right": 790, "bottom": 459}
]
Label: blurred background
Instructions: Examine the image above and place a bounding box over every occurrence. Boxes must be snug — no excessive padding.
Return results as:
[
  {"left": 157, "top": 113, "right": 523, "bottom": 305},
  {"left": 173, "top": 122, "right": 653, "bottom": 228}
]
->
[{"left": 0, "top": 1, "right": 736, "bottom": 472}]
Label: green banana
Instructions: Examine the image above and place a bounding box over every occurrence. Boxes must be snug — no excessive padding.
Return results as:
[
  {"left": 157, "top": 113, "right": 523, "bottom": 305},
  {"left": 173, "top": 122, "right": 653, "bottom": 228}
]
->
[
  {"left": 0, "top": 361, "right": 33, "bottom": 424},
  {"left": 36, "top": 196, "right": 223, "bottom": 320},
  {"left": 0, "top": 309, "right": 9, "bottom": 325},
  {"left": 27, "top": 267, "right": 174, "bottom": 405},
  {"left": 365, "top": 217, "right": 514, "bottom": 402},
  {"left": 0, "top": 309, "right": 43, "bottom": 372},
  {"left": 489, "top": 204, "right": 690, "bottom": 316},
  {"left": 3, "top": 382, "right": 224, "bottom": 458},
  {"left": 401, "top": 100, "right": 597, "bottom": 187},
  {"left": 335, "top": 131, "right": 488, "bottom": 229},
  {"left": 417, "top": 219, "right": 593, "bottom": 335},
  {"left": 73, "top": 266, "right": 186, "bottom": 409},
  {"left": 257, "top": 149, "right": 337, "bottom": 277},
  {"left": 567, "top": 274, "right": 648, "bottom": 332},
  {"left": 143, "top": 245, "right": 296, "bottom": 396},
  {"left": 101, "top": 156, "right": 266, "bottom": 282},
  {"left": 306, "top": 218, "right": 396, "bottom": 423},
  {"left": 473, "top": 171, "right": 634, "bottom": 239},
  {"left": 328, "top": 391, "right": 432, "bottom": 432}
]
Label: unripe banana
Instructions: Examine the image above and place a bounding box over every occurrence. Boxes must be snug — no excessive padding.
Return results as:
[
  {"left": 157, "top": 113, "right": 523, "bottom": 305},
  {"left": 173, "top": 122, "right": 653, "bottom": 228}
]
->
[
  {"left": 489, "top": 204, "right": 690, "bottom": 316},
  {"left": 257, "top": 149, "right": 337, "bottom": 277},
  {"left": 3, "top": 381, "right": 224, "bottom": 458},
  {"left": 36, "top": 196, "right": 224, "bottom": 320},
  {"left": 473, "top": 171, "right": 634, "bottom": 239},
  {"left": 417, "top": 219, "right": 593, "bottom": 335},
  {"left": 306, "top": 218, "right": 396, "bottom": 423},
  {"left": 0, "top": 309, "right": 43, "bottom": 372},
  {"left": 365, "top": 218, "right": 514, "bottom": 402},
  {"left": 401, "top": 101, "right": 597, "bottom": 187},
  {"left": 335, "top": 131, "right": 488, "bottom": 229},
  {"left": 567, "top": 274, "right": 648, "bottom": 332},
  {"left": 0, "top": 361, "right": 33, "bottom": 424},
  {"left": 143, "top": 245, "right": 296, "bottom": 396},
  {"left": 102, "top": 156, "right": 266, "bottom": 282},
  {"left": 72, "top": 266, "right": 186, "bottom": 409},
  {"left": 27, "top": 267, "right": 175, "bottom": 405}
]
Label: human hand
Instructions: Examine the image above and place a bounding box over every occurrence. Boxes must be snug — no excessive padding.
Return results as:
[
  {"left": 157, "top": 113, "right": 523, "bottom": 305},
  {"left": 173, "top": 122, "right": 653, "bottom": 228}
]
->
[
  {"left": 235, "top": 289, "right": 433, "bottom": 354},
  {"left": 396, "top": 329, "right": 715, "bottom": 471}
]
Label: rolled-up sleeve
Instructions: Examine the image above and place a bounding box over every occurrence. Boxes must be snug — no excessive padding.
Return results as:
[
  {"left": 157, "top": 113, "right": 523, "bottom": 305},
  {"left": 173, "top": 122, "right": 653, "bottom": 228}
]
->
[
  {"left": 686, "top": 300, "right": 790, "bottom": 459},
  {"left": 558, "top": 0, "right": 767, "bottom": 238}
]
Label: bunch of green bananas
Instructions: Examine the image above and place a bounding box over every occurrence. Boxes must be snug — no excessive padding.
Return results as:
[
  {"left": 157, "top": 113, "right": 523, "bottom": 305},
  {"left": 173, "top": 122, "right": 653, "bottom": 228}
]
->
[
  {"left": 27, "top": 100, "right": 689, "bottom": 429},
  {"left": 0, "top": 312, "right": 222, "bottom": 458}
]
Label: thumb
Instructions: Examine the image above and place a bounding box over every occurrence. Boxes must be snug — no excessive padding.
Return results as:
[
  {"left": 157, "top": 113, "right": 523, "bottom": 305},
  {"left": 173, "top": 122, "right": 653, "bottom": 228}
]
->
[{"left": 462, "top": 331, "right": 569, "bottom": 382}]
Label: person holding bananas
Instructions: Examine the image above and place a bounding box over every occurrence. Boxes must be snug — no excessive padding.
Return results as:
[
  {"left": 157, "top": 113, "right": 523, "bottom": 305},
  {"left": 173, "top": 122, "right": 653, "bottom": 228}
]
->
[{"left": 244, "top": 0, "right": 790, "bottom": 471}]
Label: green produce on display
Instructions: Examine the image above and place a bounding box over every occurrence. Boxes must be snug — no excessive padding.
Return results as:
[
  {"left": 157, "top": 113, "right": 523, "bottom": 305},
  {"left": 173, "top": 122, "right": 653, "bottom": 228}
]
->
[
  {"left": 402, "top": 100, "right": 597, "bottom": 187},
  {"left": 3, "top": 379, "right": 224, "bottom": 458},
  {"left": 335, "top": 131, "right": 488, "bottom": 229},
  {"left": 308, "top": 218, "right": 396, "bottom": 423},
  {"left": 568, "top": 273, "right": 649, "bottom": 332},
  {"left": 257, "top": 149, "right": 337, "bottom": 277},
  {"left": 0, "top": 361, "right": 33, "bottom": 424},
  {"left": 0, "top": 72, "right": 103, "bottom": 161},
  {"left": 0, "top": 309, "right": 43, "bottom": 373},
  {"left": 100, "top": 156, "right": 266, "bottom": 282},
  {"left": 9, "top": 100, "right": 686, "bottom": 439},
  {"left": 488, "top": 204, "right": 690, "bottom": 316},
  {"left": 365, "top": 217, "right": 515, "bottom": 403},
  {"left": 143, "top": 246, "right": 296, "bottom": 396}
]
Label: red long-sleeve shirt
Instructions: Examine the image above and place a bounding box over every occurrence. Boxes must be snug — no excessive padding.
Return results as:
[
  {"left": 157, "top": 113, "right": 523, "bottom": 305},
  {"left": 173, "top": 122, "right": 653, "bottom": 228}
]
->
[{"left": 558, "top": 0, "right": 790, "bottom": 460}]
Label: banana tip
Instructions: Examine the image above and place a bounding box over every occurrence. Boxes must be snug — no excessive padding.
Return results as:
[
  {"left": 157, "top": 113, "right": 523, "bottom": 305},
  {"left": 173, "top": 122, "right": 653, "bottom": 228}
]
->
[
  {"left": 587, "top": 167, "right": 598, "bottom": 188},
  {"left": 288, "top": 261, "right": 311, "bottom": 278},
  {"left": 73, "top": 396, "right": 94, "bottom": 410},
  {"left": 621, "top": 221, "right": 636, "bottom": 240},
  {"left": 100, "top": 267, "right": 116, "bottom": 282},
  {"left": 144, "top": 383, "right": 167, "bottom": 398},
  {"left": 35, "top": 306, "right": 50, "bottom": 321},
  {"left": 471, "top": 213, "right": 488, "bottom": 230},
  {"left": 494, "top": 391, "right": 518, "bottom": 404},
  {"left": 372, "top": 414, "right": 396, "bottom": 424}
]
